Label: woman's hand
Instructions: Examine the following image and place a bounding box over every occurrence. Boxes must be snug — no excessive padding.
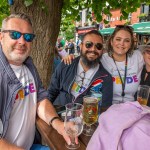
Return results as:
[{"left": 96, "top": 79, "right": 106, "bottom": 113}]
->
[{"left": 62, "top": 54, "right": 75, "bottom": 65}]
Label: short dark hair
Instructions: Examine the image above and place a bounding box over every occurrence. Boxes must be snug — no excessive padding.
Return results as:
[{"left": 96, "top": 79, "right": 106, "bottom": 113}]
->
[
  {"left": 107, "top": 25, "right": 134, "bottom": 57},
  {"left": 82, "top": 30, "right": 103, "bottom": 42}
]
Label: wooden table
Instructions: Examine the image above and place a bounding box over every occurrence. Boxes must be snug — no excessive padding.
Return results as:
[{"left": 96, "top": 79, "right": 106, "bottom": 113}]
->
[
  {"left": 36, "top": 105, "right": 107, "bottom": 150},
  {"left": 36, "top": 117, "right": 94, "bottom": 150}
]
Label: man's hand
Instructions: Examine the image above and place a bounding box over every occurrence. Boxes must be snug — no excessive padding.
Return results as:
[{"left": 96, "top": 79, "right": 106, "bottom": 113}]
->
[
  {"left": 37, "top": 99, "right": 78, "bottom": 145},
  {"left": 51, "top": 119, "right": 78, "bottom": 145}
]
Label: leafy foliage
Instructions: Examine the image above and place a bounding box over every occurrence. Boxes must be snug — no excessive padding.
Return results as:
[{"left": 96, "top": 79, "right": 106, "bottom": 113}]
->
[
  {"left": 0, "top": 0, "right": 10, "bottom": 27},
  {"left": 60, "top": 0, "right": 150, "bottom": 39},
  {"left": 1, "top": 0, "right": 150, "bottom": 35},
  {"left": 62, "top": 0, "right": 150, "bottom": 23}
]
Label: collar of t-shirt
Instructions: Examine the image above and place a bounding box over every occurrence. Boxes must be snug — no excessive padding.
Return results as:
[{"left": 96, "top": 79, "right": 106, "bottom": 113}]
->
[
  {"left": 77, "top": 60, "right": 99, "bottom": 83},
  {"left": 10, "top": 64, "right": 23, "bottom": 80}
]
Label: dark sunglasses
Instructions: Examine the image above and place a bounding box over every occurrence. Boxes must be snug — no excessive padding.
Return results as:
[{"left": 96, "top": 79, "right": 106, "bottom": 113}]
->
[
  {"left": 2, "top": 30, "right": 35, "bottom": 42},
  {"left": 83, "top": 41, "right": 103, "bottom": 50}
]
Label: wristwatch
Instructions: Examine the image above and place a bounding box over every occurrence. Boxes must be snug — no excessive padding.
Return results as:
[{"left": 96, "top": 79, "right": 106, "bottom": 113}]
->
[
  {"left": 49, "top": 116, "right": 62, "bottom": 126},
  {"left": 0, "top": 119, "right": 3, "bottom": 138}
]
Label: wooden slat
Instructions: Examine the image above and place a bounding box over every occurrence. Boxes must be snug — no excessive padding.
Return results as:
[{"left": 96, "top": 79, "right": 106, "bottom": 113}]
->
[{"left": 36, "top": 117, "right": 86, "bottom": 150}]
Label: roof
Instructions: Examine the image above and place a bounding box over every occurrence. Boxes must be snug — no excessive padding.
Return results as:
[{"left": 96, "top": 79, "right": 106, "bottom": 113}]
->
[
  {"left": 132, "top": 22, "right": 150, "bottom": 34},
  {"left": 99, "top": 27, "right": 115, "bottom": 35}
]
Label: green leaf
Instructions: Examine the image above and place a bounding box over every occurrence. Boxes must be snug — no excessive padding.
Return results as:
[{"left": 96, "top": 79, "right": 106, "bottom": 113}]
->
[{"left": 24, "top": 0, "right": 33, "bottom": 7}]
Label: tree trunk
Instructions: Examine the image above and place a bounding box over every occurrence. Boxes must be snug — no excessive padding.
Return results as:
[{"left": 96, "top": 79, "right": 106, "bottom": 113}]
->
[{"left": 10, "top": 0, "right": 63, "bottom": 88}]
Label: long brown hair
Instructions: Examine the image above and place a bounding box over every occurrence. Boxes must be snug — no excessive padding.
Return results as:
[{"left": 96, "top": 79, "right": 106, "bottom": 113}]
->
[{"left": 107, "top": 25, "right": 135, "bottom": 57}]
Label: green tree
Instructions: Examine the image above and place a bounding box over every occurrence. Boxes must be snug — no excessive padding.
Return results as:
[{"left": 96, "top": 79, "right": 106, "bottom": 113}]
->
[
  {"left": 60, "top": 18, "right": 75, "bottom": 41},
  {"left": 0, "top": 0, "right": 10, "bottom": 27},
  {"left": 0, "top": 0, "right": 149, "bottom": 87}
]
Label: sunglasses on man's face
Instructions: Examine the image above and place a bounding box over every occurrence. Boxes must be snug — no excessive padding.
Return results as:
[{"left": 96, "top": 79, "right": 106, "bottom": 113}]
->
[
  {"left": 83, "top": 41, "right": 103, "bottom": 50},
  {"left": 2, "top": 30, "right": 35, "bottom": 42}
]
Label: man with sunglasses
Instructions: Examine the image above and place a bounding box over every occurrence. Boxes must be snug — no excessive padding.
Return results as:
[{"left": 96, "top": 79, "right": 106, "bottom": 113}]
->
[
  {"left": 0, "top": 13, "right": 69, "bottom": 150},
  {"left": 48, "top": 30, "right": 113, "bottom": 109}
]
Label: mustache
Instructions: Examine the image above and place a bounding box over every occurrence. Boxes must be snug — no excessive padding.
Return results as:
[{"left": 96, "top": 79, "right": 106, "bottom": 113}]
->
[
  {"left": 85, "top": 50, "right": 99, "bottom": 56},
  {"left": 13, "top": 45, "right": 26, "bottom": 50}
]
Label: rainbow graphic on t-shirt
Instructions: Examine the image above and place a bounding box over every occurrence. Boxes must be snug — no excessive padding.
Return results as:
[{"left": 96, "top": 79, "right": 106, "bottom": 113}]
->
[
  {"left": 72, "top": 82, "right": 86, "bottom": 93},
  {"left": 15, "top": 83, "right": 36, "bottom": 101},
  {"left": 112, "top": 75, "right": 138, "bottom": 84}
]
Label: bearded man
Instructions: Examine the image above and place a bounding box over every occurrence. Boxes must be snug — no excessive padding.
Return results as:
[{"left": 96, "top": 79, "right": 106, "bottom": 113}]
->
[{"left": 48, "top": 30, "right": 113, "bottom": 108}]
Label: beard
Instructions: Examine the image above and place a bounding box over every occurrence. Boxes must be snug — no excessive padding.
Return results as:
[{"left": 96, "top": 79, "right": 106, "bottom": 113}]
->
[
  {"left": 80, "top": 49, "right": 101, "bottom": 68},
  {"left": 5, "top": 45, "right": 30, "bottom": 65}
]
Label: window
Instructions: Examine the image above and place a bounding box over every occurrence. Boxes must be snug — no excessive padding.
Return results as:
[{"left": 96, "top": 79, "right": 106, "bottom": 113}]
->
[
  {"left": 141, "top": 4, "right": 149, "bottom": 15},
  {"left": 106, "top": 15, "right": 111, "bottom": 21}
]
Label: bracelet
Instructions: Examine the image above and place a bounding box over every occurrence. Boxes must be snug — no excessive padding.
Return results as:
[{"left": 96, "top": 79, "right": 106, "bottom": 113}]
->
[{"left": 49, "top": 116, "right": 61, "bottom": 125}]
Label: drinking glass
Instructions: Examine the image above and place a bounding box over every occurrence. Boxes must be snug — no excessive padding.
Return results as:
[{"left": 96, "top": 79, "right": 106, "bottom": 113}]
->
[
  {"left": 83, "top": 96, "right": 98, "bottom": 136},
  {"left": 64, "top": 103, "right": 84, "bottom": 149},
  {"left": 137, "top": 85, "right": 150, "bottom": 105}
]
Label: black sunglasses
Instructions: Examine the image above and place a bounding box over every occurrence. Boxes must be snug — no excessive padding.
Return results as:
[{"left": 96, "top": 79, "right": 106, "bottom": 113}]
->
[
  {"left": 2, "top": 30, "right": 35, "bottom": 42},
  {"left": 83, "top": 41, "right": 103, "bottom": 50}
]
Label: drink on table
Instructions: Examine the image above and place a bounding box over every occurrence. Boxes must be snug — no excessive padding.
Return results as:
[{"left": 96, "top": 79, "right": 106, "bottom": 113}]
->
[
  {"left": 64, "top": 103, "right": 84, "bottom": 149},
  {"left": 83, "top": 96, "right": 98, "bottom": 136},
  {"left": 137, "top": 97, "right": 148, "bottom": 105},
  {"left": 137, "top": 85, "right": 150, "bottom": 106},
  {"left": 91, "top": 91, "right": 102, "bottom": 115}
]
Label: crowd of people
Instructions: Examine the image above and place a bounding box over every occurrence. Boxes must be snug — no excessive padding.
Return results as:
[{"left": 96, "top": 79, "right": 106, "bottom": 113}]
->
[{"left": 0, "top": 13, "right": 150, "bottom": 150}]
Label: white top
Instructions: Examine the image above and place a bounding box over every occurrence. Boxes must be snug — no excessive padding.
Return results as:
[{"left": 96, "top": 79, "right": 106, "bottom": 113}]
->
[
  {"left": 5, "top": 64, "right": 37, "bottom": 150},
  {"left": 101, "top": 50, "right": 144, "bottom": 104},
  {"left": 71, "top": 60, "right": 99, "bottom": 99}
]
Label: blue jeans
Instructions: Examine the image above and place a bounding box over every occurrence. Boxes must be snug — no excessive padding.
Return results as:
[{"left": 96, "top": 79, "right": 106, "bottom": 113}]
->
[{"left": 30, "top": 144, "right": 50, "bottom": 150}]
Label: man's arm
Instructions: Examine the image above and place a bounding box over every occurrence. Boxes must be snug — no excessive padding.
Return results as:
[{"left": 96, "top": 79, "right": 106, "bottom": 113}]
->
[
  {"left": 0, "top": 139, "right": 24, "bottom": 150},
  {"left": 37, "top": 99, "right": 71, "bottom": 145}
]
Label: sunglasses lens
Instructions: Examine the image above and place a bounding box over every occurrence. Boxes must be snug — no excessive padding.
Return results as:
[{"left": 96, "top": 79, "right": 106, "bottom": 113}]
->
[
  {"left": 24, "top": 34, "right": 35, "bottom": 42},
  {"left": 10, "top": 31, "right": 21, "bottom": 40},
  {"left": 96, "top": 43, "right": 103, "bottom": 50},
  {"left": 85, "top": 42, "right": 93, "bottom": 48}
]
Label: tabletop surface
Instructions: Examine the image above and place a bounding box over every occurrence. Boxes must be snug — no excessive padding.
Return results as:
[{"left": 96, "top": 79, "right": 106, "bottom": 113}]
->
[
  {"left": 36, "top": 117, "right": 93, "bottom": 150},
  {"left": 36, "top": 105, "right": 105, "bottom": 150}
]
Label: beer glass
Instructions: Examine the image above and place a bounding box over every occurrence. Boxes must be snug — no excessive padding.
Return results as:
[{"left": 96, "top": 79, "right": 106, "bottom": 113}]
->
[
  {"left": 83, "top": 96, "right": 98, "bottom": 136},
  {"left": 64, "top": 103, "right": 84, "bottom": 149},
  {"left": 137, "top": 85, "right": 150, "bottom": 105}
]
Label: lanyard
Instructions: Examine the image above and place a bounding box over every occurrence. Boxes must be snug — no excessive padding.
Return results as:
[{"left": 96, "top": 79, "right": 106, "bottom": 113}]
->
[{"left": 112, "top": 54, "right": 128, "bottom": 98}]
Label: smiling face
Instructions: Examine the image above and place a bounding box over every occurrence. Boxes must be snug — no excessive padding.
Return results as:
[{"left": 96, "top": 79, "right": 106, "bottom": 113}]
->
[
  {"left": 80, "top": 33, "right": 103, "bottom": 68},
  {"left": 0, "top": 18, "right": 33, "bottom": 66},
  {"left": 111, "top": 29, "right": 132, "bottom": 60}
]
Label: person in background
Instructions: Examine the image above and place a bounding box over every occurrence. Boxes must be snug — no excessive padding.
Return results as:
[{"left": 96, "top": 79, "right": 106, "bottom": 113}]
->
[
  {"left": 56, "top": 38, "right": 68, "bottom": 58},
  {"left": 139, "top": 43, "right": 150, "bottom": 107},
  {"left": 63, "top": 26, "right": 144, "bottom": 104},
  {"left": 68, "top": 39, "right": 75, "bottom": 54},
  {"left": 56, "top": 37, "right": 63, "bottom": 51},
  {"left": 76, "top": 37, "right": 81, "bottom": 55},
  {"left": 0, "top": 13, "right": 70, "bottom": 150},
  {"left": 53, "top": 47, "right": 61, "bottom": 72},
  {"left": 48, "top": 30, "right": 113, "bottom": 109},
  {"left": 133, "top": 33, "right": 138, "bottom": 50}
]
